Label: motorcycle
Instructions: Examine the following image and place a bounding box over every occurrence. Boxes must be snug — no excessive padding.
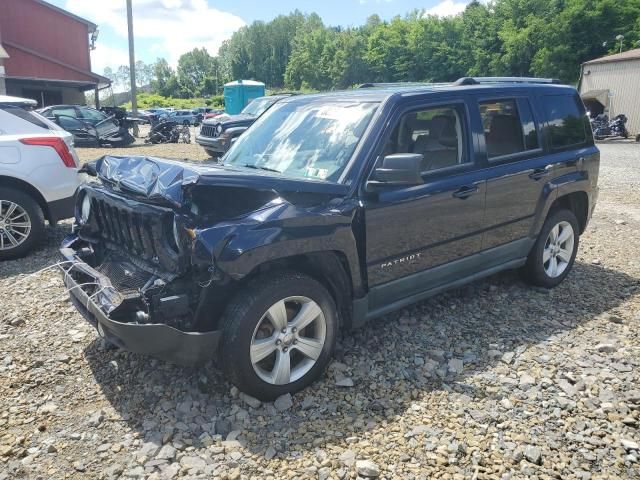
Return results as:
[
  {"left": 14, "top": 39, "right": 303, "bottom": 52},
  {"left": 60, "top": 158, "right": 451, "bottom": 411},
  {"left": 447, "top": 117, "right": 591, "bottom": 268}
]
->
[
  {"left": 590, "top": 113, "right": 629, "bottom": 140},
  {"left": 144, "top": 121, "right": 191, "bottom": 144},
  {"left": 145, "top": 120, "right": 180, "bottom": 144}
]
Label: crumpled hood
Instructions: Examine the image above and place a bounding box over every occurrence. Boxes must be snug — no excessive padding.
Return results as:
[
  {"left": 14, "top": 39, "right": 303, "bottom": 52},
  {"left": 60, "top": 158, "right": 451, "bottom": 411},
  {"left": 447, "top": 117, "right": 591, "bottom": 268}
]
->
[{"left": 83, "top": 155, "right": 348, "bottom": 208}]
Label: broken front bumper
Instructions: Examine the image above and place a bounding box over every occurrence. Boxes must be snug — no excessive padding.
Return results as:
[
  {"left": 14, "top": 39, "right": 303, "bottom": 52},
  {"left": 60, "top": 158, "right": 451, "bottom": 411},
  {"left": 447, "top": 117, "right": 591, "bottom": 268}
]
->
[{"left": 60, "top": 247, "right": 221, "bottom": 366}]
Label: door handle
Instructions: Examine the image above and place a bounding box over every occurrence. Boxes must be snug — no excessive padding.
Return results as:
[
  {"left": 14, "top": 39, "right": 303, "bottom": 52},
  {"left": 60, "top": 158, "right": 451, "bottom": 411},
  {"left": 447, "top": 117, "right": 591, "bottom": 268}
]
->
[
  {"left": 566, "top": 157, "right": 584, "bottom": 167},
  {"left": 529, "top": 167, "right": 551, "bottom": 180},
  {"left": 452, "top": 185, "right": 479, "bottom": 199}
]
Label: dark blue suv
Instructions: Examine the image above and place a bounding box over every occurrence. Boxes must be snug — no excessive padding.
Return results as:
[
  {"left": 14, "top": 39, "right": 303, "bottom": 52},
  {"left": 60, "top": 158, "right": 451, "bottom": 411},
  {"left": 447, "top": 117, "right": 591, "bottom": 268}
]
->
[{"left": 62, "top": 77, "right": 598, "bottom": 399}]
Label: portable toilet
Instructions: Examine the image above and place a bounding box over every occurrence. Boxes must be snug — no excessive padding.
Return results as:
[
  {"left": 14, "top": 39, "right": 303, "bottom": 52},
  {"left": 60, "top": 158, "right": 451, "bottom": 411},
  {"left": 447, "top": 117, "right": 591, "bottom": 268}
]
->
[{"left": 223, "top": 80, "right": 266, "bottom": 115}]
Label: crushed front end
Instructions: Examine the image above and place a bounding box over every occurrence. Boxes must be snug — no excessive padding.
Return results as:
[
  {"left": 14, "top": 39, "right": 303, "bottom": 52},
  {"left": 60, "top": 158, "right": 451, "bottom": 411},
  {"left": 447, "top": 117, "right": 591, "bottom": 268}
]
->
[
  {"left": 61, "top": 155, "right": 356, "bottom": 366},
  {"left": 61, "top": 183, "right": 221, "bottom": 365}
]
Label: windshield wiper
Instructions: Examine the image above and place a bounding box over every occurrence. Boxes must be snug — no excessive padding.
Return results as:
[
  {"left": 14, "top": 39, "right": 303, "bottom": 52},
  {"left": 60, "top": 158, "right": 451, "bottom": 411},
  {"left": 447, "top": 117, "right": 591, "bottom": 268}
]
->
[{"left": 242, "top": 164, "right": 281, "bottom": 173}]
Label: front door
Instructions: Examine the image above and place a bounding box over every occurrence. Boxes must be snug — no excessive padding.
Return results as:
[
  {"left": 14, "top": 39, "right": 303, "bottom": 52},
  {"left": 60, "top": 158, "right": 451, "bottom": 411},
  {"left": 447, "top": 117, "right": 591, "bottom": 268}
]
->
[{"left": 363, "top": 100, "right": 487, "bottom": 307}]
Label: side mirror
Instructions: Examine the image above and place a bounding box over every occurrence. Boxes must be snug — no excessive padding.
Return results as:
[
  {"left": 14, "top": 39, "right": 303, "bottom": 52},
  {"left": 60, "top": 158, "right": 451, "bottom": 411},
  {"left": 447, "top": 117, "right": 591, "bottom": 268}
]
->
[{"left": 366, "top": 153, "right": 423, "bottom": 190}]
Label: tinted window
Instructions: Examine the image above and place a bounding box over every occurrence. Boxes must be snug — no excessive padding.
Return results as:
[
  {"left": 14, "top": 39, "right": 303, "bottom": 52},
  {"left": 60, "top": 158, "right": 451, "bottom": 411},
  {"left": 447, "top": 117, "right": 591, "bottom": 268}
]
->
[
  {"left": 382, "top": 105, "right": 468, "bottom": 173},
  {"left": 543, "top": 95, "right": 587, "bottom": 148},
  {"left": 79, "top": 107, "right": 105, "bottom": 121},
  {"left": 479, "top": 99, "right": 539, "bottom": 158},
  {"left": 0, "top": 106, "right": 51, "bottom": 130},
  {"left": 51, "top": 107, "right": 77, "bottom": 118}
]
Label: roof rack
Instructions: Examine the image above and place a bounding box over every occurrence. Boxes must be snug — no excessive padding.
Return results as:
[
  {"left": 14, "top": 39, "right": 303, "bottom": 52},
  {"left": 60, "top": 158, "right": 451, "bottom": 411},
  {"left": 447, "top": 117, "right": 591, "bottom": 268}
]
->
[
  {"left": 358, "top": 82, "right": 445, "bottom": 89},
  {"left": 453, "top": 76, "right": 561, "bottom": 86}
]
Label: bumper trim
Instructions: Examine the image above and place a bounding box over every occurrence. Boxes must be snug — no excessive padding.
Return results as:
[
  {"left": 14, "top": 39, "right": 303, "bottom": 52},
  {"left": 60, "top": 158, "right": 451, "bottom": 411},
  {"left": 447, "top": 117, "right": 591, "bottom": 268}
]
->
[
  {"left": 60, "top": 248, "right": 221, "bottom": 366},
  {"left": 195, "top": 135, "right": 227, "bottom": 153}
]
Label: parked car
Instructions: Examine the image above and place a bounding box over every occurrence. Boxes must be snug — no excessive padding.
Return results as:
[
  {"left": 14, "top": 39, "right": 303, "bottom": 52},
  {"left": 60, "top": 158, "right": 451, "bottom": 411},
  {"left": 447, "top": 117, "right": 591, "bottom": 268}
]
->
[
  {"left": 203, "top": 109, "right": 225, "bottom": 121},
  {"left": 161, "top": 109, "right": 200, "bottom": 126},
  {"left": 39, "top": 105, "right": 107, "bottom": 126},
  {"left": 196, "top": 94, "right": 292, "bottom": 158},
  {"left": 60, "top": 78, "right": 598, "bottom": 399},
  {"left": 38, "top": 105, "right": 136, "bottom": 147},
  {"left": 0, "top": 95, "right": 81, "bottom": 259}
]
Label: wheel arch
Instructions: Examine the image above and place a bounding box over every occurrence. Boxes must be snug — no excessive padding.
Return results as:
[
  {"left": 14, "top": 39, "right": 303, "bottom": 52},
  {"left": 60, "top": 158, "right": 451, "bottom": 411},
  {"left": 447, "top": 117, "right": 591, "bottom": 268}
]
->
[
  {"left": 0, "top": 175, "right": 50, "bottom": 223},
  {"left": 238, "top": 251, "right": 354, "bottom": 330},
  {"left": 549, "top": 191, "right": 589, "bottom": 234}
]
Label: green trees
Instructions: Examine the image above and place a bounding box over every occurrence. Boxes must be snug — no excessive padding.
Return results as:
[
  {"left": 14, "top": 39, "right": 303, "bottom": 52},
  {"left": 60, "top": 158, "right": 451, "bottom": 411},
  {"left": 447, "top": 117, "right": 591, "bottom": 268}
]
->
[{"left": 107, "top": 0, "right": 640, "bottom": 100}]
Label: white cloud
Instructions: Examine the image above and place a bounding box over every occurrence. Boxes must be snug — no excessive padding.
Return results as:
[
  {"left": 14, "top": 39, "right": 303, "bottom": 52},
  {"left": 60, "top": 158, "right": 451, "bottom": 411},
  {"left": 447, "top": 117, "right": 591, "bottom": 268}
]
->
[
  {"left": 90, "top": 44, "right": 129, "bottom": 76},
  {"left": 423, "top": 0, "right": 469, "bottom": 17},
  {"left": 65, "top": 0, "right": 245, "bottom": 67}
]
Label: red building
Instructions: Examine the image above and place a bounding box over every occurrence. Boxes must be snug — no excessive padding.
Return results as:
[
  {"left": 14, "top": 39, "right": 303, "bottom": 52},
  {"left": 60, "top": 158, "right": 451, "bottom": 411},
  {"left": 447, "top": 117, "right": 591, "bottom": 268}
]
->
[{"left": 0, "top": 0, "right": 110, "bottom": 106}]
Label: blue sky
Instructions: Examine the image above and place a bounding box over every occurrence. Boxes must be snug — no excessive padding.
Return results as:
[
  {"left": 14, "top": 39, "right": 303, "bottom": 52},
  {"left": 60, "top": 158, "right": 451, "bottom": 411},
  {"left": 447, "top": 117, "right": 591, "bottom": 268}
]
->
[{"left": 48, "top": 0, "right": 472, "bottom": 75}]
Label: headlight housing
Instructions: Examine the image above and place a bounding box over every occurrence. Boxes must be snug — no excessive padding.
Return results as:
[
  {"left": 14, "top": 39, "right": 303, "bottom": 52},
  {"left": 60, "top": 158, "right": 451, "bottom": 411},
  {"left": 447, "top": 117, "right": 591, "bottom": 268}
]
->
[
  {"left": 216, "top": 124, "right": 223, "bottom": 135},
  {"left": 80, "top": 194, "right": 91, "bottom": 223}
]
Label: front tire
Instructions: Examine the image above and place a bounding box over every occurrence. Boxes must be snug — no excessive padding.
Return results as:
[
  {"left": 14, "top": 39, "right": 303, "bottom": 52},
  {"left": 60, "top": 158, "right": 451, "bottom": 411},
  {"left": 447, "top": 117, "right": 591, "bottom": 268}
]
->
[
  {"left": 220, "top": 272, "right": 338, "bottom": 400},
  {"left": 204, "top": 149, "right": 222, "bottom": 160},
  {"left": 0, "top": 188, "right": 45, "bottom": 261},
  {"left": 522, "top": 209, "right": 579, "bottom": 288}
]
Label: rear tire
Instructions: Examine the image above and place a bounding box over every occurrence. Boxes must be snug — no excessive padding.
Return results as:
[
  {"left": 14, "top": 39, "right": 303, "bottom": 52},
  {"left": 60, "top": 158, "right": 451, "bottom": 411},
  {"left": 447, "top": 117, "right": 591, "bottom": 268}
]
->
[
  {"left": 522, "top": 209, "right": 579, "bottom": 288},
  {"left": 0, "top": 188, "right": 45, "bottom": 261},
  {"left": 219, "top": 271, "right": 338, "bottom": 400}
]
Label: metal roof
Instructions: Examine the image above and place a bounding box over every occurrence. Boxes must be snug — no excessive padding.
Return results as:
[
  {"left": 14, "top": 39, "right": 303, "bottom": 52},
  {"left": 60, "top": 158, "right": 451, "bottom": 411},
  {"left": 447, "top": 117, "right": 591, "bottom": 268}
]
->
[{"left": 583, "top": 48, "right": 640, "bottom": 65}]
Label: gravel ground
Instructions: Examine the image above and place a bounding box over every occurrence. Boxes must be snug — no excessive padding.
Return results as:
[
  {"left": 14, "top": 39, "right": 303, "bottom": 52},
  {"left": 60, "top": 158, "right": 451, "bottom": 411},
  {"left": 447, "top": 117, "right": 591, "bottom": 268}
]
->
[{"left": 1, "top": 142, "right": 639, "bottom": 479}]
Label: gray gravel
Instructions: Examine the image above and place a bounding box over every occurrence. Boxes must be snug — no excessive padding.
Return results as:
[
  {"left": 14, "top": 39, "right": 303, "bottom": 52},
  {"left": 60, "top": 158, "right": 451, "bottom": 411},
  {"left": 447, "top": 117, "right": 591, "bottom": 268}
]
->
[{"left": 0, "top": 142, "right": 639, "bottom": 479}]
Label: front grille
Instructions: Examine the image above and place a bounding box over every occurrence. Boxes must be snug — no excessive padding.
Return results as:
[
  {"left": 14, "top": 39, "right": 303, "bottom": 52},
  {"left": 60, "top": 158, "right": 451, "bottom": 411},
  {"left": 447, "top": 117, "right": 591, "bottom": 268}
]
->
[
  {"left": 96, "top": 259, "right": 152, "bottom": 294},
  {"left": 200, "top": 125, "right": 217, "bottom": 138},
  {"left": 91, "top": 198, "right": 162, "bottom": 262}
]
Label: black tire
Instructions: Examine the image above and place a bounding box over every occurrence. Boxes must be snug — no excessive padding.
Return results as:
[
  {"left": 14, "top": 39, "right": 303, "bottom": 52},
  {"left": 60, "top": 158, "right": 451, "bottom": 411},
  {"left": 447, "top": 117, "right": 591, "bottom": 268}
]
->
[
  {"left": 522, "top": 209, "right": 579, "bottom": 288},
  {"left": 204, "top": 149, "right": 222, "bottom": 160},
  {"left": 219, "top": 271, "right": 338, "bottom": 400},
  {"left": 0, "top": 188, "right": 45, "bottom": 261}
]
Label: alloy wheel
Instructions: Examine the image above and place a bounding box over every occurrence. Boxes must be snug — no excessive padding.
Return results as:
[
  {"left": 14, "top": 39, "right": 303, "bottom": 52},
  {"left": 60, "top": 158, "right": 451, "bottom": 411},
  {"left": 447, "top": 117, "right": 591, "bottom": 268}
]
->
[
  {"left": 0, "top": 200, "right": 31, "bottom": 251},
  {"left": 250, "top": 296, "right": 326, "bottom": 385},
  {"left": 543, "top": 220, "right": 574, "bottom": 278}
]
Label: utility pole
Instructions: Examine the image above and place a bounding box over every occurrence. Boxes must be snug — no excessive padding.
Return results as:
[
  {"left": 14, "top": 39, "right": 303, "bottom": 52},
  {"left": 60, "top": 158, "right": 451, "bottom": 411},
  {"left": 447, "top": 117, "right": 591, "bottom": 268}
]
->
[{"left": 126, "top": 0, "right": 139, "bottom": 137}]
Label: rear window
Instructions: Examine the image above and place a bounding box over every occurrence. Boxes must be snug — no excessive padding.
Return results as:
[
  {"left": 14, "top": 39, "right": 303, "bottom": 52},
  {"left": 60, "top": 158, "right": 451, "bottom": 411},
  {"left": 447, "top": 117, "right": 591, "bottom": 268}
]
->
[
  {"left": 0, "top": 105, "right": 52, "bottom": 130},
  {"left": 542, "top": 95, "right": 588, "bottom": 148}
]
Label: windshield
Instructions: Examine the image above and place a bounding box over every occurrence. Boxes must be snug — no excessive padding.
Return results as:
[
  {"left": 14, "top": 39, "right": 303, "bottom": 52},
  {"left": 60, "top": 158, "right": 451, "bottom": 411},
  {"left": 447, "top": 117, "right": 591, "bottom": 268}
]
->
[
  {"left": 241, "top": 97, "right": 278, "bottom": 117},
  {"left": 224, "top": 100, "right": 379, "bottom": 182}
]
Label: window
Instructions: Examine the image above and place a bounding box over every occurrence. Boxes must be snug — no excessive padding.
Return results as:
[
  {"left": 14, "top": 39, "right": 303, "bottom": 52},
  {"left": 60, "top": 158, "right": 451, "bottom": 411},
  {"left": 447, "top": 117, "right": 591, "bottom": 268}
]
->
[
  {"left": 79, "top": 107, "right": 106, "bottom": 122},
  {"left": 224, "top": 101, "right": 378, "bottom": 182},
  {"left": 51, "top": 107, "right": 77, "bottom": 118},
  {"left": 542, "top": 95, "right": 588, "bottom": 148},
  {"left": 382, "top": 105, "right": 467, "bottom": 173},
  {"left": 0, "top": 106, "right": 52, "bottom": 130},
  {"left": 479, "top": 99, "right": 539, "bottom": 159}
]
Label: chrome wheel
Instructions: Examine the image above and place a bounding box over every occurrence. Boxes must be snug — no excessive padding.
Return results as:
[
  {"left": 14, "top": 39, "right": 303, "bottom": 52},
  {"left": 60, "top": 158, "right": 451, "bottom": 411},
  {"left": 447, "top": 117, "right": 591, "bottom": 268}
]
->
[
  {"left": 0, "top": 200, "right": 31, "bottom": 251},
  {"left": 543, "top": 220, "right": 574, "bottom": 278},
  {"left": 250, "top": 296, "right": 326, "bottom": 385}
]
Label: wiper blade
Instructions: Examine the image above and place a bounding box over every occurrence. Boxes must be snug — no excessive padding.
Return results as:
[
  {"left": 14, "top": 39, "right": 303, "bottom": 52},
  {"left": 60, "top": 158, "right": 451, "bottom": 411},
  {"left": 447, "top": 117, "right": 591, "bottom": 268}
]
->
[{"left": 242, "top": 164, "right": 281, "bottom": 173}]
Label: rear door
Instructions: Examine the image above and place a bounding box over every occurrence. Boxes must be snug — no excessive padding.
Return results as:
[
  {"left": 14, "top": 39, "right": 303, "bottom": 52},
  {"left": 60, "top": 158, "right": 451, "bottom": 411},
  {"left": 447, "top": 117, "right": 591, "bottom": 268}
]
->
[
  {"left": 363, "top": 97, "right": 487, "bottom": 305},
  {"left": 475, "top": 93, "right": 551, "bottom": 251}
]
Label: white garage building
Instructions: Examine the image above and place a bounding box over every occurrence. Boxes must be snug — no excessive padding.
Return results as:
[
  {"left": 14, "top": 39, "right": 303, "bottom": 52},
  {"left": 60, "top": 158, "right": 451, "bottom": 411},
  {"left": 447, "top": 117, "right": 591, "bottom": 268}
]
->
[{"left": 579, "top": 48, "right": 640, "bottom": 136}]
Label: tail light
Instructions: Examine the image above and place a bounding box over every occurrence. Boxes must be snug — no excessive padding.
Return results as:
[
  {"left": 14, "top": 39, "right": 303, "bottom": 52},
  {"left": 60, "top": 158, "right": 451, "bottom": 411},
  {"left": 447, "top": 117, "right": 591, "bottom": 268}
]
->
[{"left": 19, "top": 137, "right": 76, "bottom": 168}]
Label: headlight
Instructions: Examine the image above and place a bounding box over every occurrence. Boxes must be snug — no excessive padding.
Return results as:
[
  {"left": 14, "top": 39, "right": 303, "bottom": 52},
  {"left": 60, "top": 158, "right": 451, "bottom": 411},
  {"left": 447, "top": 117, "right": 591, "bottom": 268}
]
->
[
  {"left": 216, "top": 124, "right": 223, "bottom": 134},
  {"left": 80, "top": 195, "right": 91, "bottom": 223}
]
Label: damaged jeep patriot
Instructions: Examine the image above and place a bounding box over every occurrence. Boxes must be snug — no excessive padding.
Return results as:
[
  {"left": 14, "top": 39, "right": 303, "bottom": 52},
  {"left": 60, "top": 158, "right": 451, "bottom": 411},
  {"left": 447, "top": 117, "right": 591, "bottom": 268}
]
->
[{"left": 62, "top": 78, "right": 598, "bottom": 400}]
